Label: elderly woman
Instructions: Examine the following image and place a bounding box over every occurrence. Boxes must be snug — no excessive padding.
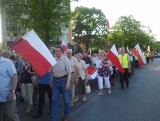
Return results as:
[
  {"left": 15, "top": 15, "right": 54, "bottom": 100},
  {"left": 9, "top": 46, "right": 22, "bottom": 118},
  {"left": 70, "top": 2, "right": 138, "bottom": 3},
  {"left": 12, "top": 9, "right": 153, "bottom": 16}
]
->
[
  {"left": 75, "top": 54, "right": 88, "bottom": 102},
  {"left": 96, "top": 50, "right": 112, "bottom": 95}
]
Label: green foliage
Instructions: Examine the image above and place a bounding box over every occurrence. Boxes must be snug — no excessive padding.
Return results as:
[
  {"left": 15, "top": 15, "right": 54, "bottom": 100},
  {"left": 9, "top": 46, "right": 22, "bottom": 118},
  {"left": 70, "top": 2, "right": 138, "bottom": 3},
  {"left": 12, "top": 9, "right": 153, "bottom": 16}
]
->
[
  {"left": 151, "top": 41, "right": 160, "bottom": 52},
  {"left": 109, "top": 15, "right": 156, "bottom": 50},
  {"left": 1, "top": 0, "right": 71, "bottom": 47},
  {"left": 72, "top": 6, "right": 108, "bottom": 52}
]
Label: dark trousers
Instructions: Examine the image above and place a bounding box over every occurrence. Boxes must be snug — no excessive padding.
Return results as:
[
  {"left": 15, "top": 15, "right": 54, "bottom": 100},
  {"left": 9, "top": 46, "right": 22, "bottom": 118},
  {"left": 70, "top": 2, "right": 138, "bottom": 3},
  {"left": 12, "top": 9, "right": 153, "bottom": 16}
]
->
[
  {"left": 38, "top": 84, "right": 52, "bottom": 115},
  {"left": 146, "top": 57, "right": 150, "bottom": 63},
  {"left": 120, "top": 68, "right": 129, "bottom": 88},
  {"left": 135, "top": 60, "right": 138, "bottom": 68},
  {"left": 76, "top": 77, "right": 86, "bottom": 95},
  {"left": 33, "top": 86, "right": 38, "bottom": 105}
]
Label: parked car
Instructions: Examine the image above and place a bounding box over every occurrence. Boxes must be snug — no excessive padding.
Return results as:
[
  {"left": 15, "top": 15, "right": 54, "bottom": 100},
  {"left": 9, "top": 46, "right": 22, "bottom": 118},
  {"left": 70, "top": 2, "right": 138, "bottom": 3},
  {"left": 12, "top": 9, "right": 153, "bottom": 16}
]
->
[{"left": 154, "top": 53, "right": 160, "bottom": 58}]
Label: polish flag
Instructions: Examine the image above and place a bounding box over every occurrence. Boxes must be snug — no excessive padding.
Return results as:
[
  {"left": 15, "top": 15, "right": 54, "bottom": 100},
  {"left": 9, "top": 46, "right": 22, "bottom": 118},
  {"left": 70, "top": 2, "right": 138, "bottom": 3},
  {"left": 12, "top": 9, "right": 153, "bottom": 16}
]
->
[
  {"left": 147, "top": 45, "right": 150, "bottom": 53},
  {"left": 135, "top": 44, "right": 146, "bottom": 64},
  {"left": 126, "top": 46, "right": 129, "bottom": 53},
  {"left": 87, "top": 65, "right": 95, "bottom": 75},
  {"left": 89, "top": 48, "right": 92, "bottom": 56},
  {"left": 131, "top": 44, "right": 146, "bottom": 66},
  {"left": 106, "top": 19, "right": 110, "bottom": 30},
  {"left": 62, "top": 39, "right": 67, "bottom": 53},
  {"left": 107, "top": 44, "right": 124, "bottom": 74},
  {"left": 10, "top": 30, "right": 57, "bottom": 76},
  {"left": 131, "top": 48, "right": 144, "bottom": 67}
]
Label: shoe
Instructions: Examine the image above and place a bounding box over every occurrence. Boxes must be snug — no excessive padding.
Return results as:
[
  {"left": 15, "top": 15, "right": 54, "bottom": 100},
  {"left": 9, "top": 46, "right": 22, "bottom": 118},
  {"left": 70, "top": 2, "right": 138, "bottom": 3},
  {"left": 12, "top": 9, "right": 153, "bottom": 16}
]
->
[
  {"left": 32, "top": 113, "right": 42, "bottom": 119},
  {"left": 61, "top": 115, "right": 70, "bottom": 121},
  {"left": 25, "top": 105, "right": 32, "bottom": 114},
  {"left": 108, "top": 89, "right": 111, "bottom": 94},
  {"left": 120, "top": 88, "right": 124, "bottom": 90},
  {"left": 82, "top": 96, "right": 86, "bottom": 102},
  {"left": 19, "top": 96, "right": 25, "bottom": 102},
  {"left": 70, "top": 103, "right": 74, "bottom": 107},
  {"left": 98, "top": 92, "right": 103, "bottom": 96},
  {"left": 74, "top": 97, "right": 79, "bottom": 103},
  {"left": 111, "top": 83, "right": 115, "bottom": 86}
]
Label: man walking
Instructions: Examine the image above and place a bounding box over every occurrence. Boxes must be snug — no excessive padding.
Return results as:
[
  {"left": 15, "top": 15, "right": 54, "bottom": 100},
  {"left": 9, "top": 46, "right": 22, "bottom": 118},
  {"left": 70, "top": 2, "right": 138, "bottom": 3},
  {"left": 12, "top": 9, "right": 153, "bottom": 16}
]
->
[
  {"left": 33, "top": 71, "right": 52, "bottom": 119},
  {"left": 66, "top": 49, "right": 79, "bottom": 107},
  {"left": 0, "top": 55, "right": 20, "bottom": 121},
  {"left": 118, "top": 47, "right": 131, "bottom": 90},
  {"left": 50, "top": 45, "right": 71, "bottom": 121}
]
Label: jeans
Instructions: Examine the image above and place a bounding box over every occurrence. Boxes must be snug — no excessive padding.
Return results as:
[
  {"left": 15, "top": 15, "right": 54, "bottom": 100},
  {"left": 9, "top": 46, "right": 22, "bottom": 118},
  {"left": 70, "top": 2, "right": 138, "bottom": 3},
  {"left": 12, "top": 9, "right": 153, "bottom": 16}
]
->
[
  {"left": 0, "top": 100, "right": 20, "bottom": 121},
  {"left": 51, "top": 77, "right": 70, "bottom": 121}
]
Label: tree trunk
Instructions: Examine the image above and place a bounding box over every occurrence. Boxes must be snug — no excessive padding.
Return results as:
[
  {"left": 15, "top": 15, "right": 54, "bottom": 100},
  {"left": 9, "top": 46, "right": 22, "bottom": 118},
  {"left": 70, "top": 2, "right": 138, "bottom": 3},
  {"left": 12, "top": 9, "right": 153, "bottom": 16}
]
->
[{"left": 85, "top": 43, "right": 89, "bottom": 53}]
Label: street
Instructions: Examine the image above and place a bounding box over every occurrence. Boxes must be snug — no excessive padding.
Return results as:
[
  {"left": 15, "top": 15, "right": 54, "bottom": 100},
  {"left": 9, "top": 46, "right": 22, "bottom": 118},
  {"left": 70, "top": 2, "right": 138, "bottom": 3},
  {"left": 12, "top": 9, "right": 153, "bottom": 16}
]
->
[{"left": 17, "top": 58, "right": 160, "bottom": 121}]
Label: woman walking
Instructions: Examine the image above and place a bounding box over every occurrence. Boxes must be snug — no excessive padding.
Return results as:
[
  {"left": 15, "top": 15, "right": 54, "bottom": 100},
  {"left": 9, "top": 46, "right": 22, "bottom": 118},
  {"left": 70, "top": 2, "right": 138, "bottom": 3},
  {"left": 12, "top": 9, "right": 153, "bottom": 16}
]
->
[
  {"left": 96, "top": 50, "right": 112, "bottom": 95},
  {"left": 21, "top": 60, "right": 35, "bottom": 113},
  {"left": 75, "top": 54, "right": 88, "bottom": 102}
]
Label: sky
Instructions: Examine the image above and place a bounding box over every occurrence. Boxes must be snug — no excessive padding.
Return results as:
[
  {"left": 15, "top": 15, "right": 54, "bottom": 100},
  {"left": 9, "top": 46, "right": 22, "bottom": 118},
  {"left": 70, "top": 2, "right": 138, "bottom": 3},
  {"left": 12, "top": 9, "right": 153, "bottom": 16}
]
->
[
  {"left": 71, "top": 0, "right": 160, "bottom": 40},
  {"left": 0, "top": 0, "right": 159, "bottom": 43}
]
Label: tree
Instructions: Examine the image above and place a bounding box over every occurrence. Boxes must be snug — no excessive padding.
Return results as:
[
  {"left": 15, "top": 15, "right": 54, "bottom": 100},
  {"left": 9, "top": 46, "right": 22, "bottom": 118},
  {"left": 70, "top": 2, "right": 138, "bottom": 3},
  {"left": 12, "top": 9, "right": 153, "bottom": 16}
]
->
[
  {"left": 0, "top": 0, "right": 72, "bottom": 47},
  {"left": 72, "top": 6, "right": 108, "bottom": 52},
  {"left": 109, "top": 15, "right": 155, "bottom": 49}
]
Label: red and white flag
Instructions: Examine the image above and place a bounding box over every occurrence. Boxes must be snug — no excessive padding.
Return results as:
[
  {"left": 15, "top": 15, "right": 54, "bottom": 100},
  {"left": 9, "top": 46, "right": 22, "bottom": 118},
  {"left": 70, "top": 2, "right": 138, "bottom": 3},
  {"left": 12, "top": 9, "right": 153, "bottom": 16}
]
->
[
  {"left": 126, "top": 46, "right": 129, "bottom": 53},
  {"left": 107, "top": 44, "right": 124, "bottom": 74},
  {"left": 62, "top": 39, "right": 67, "bottom": 53},
  {"left": 147, "top": 45, "right": 150, "bottom": 53},
  {"left": 106, "top": 19, "right": 110, "bottom": 30},
  {"left": 10, "top": 30, "right": 57, "bottom": 76},
  {"left": 135, "top": 44, "right": 146, "bottom": 64},
  {"left": 89, "top": 48, "right": 92, "bottom": 56},
  {"left": 131, "top": 44, "right": 146, "bottom": 66},
  {"left": 131, "top": 48, "right": 144, "bottom": 67}
]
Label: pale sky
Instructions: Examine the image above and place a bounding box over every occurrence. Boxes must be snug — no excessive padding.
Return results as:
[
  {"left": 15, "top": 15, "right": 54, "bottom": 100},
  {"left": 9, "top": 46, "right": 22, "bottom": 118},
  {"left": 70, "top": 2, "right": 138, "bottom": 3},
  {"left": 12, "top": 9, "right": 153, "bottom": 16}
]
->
[
  {"left": 0, "top": 1, "right": 159, "bottom": 43},
  {"left": 71, "top": 0, "right": 160, "bottom": 40}
]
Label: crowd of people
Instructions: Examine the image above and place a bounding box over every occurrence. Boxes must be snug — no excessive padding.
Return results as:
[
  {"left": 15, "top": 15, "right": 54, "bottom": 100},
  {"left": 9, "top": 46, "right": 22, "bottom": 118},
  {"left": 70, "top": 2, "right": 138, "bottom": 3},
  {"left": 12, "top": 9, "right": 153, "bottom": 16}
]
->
[{"left": 0, "top": 46, "right": 154, "bottom": 121}]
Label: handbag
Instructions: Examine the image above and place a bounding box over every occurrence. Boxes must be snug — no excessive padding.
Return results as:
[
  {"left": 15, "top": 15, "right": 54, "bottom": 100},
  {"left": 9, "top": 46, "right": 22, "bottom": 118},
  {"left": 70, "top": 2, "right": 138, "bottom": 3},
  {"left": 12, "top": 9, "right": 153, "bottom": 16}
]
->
[{"left": 85, "top": 81, "right": 91, "bottom": 94}]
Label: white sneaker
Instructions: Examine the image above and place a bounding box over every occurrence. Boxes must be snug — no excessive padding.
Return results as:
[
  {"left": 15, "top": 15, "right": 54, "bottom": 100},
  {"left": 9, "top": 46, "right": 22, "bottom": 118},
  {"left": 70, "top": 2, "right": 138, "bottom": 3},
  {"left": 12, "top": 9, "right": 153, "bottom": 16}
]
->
[
  {"left": 98, "top": 92, "right": 103, "bottom": 96},
  {"left": 82, "top": 96, "right": 86, "bottom": 102},
  {"left": 74, "top": 97, "right": 79, "bottom": 103},
  {"left": 108, "top": 89, "right": 111, "bottom": 94}
]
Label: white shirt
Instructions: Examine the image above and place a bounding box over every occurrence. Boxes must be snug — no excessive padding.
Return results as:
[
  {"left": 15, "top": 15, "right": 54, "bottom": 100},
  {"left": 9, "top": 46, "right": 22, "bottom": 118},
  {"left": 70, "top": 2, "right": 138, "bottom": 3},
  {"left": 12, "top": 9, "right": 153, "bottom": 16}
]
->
[
  {"left": 91, "top": 56, "right": 99, "bottom": 65},
  {"left": 77, "top": 60, "right": 87, "bottom": 80}
]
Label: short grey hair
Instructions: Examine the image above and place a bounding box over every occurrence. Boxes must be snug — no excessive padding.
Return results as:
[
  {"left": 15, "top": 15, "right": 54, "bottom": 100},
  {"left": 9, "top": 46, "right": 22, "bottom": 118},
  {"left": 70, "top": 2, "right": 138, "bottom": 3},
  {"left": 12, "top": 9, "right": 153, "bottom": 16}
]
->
[
  {"left": 100, "top": 50, "right": 106, "bottom": 55},
  {"left": 66, "top": 49, "right": 72, "bottom": 53},
  {"left": 75, "top": 53, "right": 82, "bottom": 59}
]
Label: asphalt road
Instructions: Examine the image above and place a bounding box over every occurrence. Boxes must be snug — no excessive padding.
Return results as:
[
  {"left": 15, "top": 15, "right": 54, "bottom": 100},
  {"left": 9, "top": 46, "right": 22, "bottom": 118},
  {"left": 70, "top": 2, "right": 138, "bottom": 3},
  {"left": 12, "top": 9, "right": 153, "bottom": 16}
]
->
[{"left": 17, "top": 58, "right": 160, "bottom": 121}]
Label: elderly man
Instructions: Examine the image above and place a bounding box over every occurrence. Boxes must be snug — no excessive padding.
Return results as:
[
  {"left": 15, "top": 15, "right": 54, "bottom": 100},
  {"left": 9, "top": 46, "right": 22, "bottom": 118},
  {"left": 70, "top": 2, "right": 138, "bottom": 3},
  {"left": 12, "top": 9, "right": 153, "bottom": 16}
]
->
[
  {"left": 118, "top": 47, "right": 131, "bottom": 90},
  {"left": 0, "top": 56, "right": 20, "bottom": 121},
  {"left": 66, "top": 49, "right": 79, "bottom": 107},
  {"left": 50, "top": 45, "right": 71, "bottom": 121}
]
